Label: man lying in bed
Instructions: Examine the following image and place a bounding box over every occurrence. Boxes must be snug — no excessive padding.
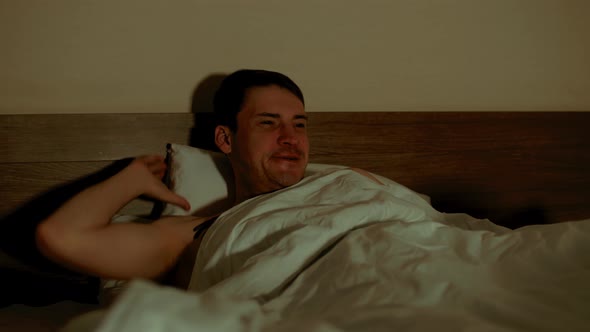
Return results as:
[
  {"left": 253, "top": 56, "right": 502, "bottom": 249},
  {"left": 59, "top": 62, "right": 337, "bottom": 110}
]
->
[{"left": 35, "top": 69, "right": 381, "bottom": 285}]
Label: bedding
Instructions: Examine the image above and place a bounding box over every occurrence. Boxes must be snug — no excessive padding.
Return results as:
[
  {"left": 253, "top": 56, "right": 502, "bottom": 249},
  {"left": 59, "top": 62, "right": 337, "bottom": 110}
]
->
[{"left": 63, "top": 168, "right": 590, "bottom": 331}]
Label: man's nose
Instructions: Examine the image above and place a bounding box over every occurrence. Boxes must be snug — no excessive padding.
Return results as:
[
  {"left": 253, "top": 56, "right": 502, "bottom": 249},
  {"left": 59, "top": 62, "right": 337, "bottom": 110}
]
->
[{"left": 278, "top": 125, "right": 298, "bottom": 145}]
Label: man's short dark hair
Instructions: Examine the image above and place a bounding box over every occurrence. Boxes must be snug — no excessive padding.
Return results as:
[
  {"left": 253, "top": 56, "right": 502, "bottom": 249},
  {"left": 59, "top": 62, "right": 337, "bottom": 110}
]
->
[{"left": 213, "top": 69, "right": 304, "bottom": 132}]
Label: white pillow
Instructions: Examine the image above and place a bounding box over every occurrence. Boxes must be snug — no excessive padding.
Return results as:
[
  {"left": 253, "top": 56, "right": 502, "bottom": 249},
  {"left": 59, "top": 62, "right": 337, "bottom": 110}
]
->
[
  {"left": 160, "top": 144, "right": 345, "bottom": 216},
  {"left": 161, "top": 144, "right": 235, "bottom": 217}
]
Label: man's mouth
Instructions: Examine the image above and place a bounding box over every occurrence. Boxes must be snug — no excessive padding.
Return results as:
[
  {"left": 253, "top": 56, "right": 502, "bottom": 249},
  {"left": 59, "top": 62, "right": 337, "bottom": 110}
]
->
[
  {"left": 273, "top": 155, "right": 300, "bottom": 161},
  {"left": 272, "top": 152, "right": 302, "bottom": 162}
]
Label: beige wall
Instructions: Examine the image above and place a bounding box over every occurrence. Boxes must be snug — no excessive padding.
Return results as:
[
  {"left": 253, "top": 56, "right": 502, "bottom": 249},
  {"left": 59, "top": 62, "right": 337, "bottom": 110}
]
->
[{"left": 1, "top": 0, "right": 588, "bottom": 114}]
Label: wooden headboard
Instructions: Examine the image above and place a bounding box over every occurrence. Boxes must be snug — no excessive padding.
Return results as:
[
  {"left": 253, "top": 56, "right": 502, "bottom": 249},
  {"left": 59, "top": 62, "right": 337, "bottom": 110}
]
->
[{"left": 1, "top": 112, "right": 589, "bottom": 231}]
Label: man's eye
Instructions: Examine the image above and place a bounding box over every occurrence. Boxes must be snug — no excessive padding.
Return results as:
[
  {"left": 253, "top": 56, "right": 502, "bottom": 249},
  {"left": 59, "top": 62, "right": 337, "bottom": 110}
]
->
[
  {"left": 260, "top": 121, "right": 275, "bottom": 125},
  {"left": 295, "top": 123, "right": 306, "bottom": 128}
]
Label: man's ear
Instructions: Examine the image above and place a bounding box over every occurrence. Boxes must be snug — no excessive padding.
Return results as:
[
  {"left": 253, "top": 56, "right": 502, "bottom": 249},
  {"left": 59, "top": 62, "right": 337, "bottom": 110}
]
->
[{"left": 215, "top": 125, "right": 232, "bottom": 154}]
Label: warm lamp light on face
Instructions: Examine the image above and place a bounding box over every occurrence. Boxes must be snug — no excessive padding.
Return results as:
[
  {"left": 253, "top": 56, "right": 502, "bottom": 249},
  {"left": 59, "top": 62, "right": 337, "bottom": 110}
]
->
[{"left": 215, "top": 85, "right": 309, "bottom": 202}]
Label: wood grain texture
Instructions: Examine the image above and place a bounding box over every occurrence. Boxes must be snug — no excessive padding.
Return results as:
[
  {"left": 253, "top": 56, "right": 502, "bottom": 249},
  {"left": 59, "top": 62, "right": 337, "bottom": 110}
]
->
[
  {"left": 1, "top": 112, "right": 589, "bottom": 227},
  {"left": 1, "top": 113, "right": 194, "bottom": 162},
  {"left": 306, "top": 112, "right": 590, "bottom": 225}
]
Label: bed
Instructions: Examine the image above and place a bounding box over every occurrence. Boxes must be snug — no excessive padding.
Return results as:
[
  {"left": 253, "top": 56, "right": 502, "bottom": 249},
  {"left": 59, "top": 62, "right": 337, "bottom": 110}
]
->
[{"left": 1, "top": 111, "right": 589, "bottom": 331}]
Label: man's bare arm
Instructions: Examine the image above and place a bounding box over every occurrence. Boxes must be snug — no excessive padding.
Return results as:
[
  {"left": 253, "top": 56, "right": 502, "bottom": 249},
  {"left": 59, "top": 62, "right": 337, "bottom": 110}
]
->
[{"left": 35, "top": 156, "right": 207, "bottom": 280}]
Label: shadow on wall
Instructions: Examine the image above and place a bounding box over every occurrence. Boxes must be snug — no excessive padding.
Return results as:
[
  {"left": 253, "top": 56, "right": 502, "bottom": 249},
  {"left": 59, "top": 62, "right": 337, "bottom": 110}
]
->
[
  {"left": 152, "top": 72, "right": 233, "bottom": 219},
  {"left": 0, "top": 160, "right": 137, "bottom": 306},
  {"left": 189, "top": 73, "right": 228, "bottom": 152}
]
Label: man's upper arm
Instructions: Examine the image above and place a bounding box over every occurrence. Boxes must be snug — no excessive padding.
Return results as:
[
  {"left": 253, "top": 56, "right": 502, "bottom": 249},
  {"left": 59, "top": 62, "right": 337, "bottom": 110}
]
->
[{"left": 37, "top": 215, "right": 209, "bottom": 280}]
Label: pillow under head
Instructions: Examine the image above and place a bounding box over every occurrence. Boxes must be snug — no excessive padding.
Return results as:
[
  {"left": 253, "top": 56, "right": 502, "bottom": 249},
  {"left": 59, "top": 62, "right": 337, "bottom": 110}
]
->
[{"left": 159, "top": 143, "right": 235, "bottom": 217}]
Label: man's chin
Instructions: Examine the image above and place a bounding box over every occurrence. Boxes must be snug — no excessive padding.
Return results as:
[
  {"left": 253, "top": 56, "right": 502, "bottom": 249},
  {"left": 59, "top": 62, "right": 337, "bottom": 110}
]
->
[
  {"left": 281, "top": 174, "right": 305, "bottom": 187},
  {"left": 266, "top": 159, "right": 307, "bottom": 185},
  {"left": 270, "top": 170, "right": 305, "bottom": 188}
]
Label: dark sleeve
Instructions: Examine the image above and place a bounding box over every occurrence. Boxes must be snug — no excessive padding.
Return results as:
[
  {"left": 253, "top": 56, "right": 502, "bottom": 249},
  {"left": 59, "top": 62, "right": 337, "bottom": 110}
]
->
[{"left": 193, "top": 217, "right": 217, "bottom": 240}]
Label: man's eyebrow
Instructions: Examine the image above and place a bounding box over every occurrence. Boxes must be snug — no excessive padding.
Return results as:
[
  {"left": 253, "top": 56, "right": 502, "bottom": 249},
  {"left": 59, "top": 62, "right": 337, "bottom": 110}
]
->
[
  {"left": 256, "top": 113, "right": 308, "bottom": 121},
  {"left": 256, "top": 112, "right": 280, "bottom": 119}
]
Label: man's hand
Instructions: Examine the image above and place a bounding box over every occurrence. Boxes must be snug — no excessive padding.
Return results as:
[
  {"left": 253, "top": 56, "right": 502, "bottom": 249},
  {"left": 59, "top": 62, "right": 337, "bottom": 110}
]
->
[
  {"left": 127, "top": 155, "right": 190, "bottom": 211},
  {"left": 36, "top": 154, "right": 201, "bottom": 280}
]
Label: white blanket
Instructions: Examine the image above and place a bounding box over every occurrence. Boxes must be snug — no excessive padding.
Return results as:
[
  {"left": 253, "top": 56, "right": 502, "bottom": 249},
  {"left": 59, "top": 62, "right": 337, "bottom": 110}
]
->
[{"left": 65, "top": 169, "right": 590, "bottom": 332}]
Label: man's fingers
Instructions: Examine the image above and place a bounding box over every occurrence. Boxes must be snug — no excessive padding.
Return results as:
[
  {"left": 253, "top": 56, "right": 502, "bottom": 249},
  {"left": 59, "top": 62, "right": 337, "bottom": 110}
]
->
[
  {"left": 130, "top": 155, "right": 185, "bottom": 208},
  {"left": 146, "top": 159, "right": 166, "bottom": 174},
  {"left": 157, "top": 190, "right": 190, "bottom": 211},
  {"left": 135, "top": 155, "right": 167, "bottom": 176},
  {"left": 156, "top": 170, "right": 166, "bottom": 180},
  {"left": 168, "top": 194, "right": 191, "bottom": 211},
  {"left": 153, "top": 166, "right": 167, "bottom": 179},
  {"left": 136, "top": 155, "right": 164, "bottom": 165}
]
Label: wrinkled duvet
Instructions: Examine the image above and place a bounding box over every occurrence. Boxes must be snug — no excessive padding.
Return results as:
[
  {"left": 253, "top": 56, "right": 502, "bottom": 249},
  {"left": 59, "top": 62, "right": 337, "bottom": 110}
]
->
[{"left": 64, "top": 168, "right": 590, "bottom": 332}]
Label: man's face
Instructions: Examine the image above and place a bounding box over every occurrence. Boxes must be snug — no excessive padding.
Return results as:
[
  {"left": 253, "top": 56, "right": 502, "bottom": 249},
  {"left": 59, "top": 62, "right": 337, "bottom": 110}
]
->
[{"left": 221, "top": 85, "right": 309, "bottom": 200}]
